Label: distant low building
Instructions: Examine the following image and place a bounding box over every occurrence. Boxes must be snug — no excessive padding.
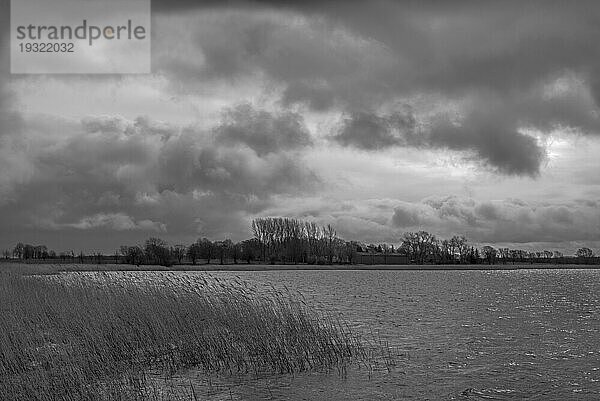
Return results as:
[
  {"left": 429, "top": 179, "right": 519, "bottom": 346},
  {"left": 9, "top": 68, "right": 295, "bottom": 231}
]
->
[{"left": 356, "top": 252, "right": 409, "bottom": 265}]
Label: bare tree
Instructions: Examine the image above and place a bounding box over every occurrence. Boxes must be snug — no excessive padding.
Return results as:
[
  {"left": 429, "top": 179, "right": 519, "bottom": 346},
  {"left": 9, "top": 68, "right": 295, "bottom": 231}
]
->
[
  {"left": 187, "top": 242, "right": 202, "bottom": 265},
  {"left": 144, "top": 237, "right": 171, "bottom": 266},
  {"left": 498, "top": 248, "right": 510, "bottom": 264},
  {"left": 120, "top": 245, "right": 144, "bottom": 266},
  {"left": 323, "top": 224, "right": 337, "bottom": 264},
  {"left": 172, "top": 244, "right": 186, "bottom": 264},
  {"left": 252, "top": 218, "right": 269, "bottom": 262},
  {"left": 481, "top": 246, "right": 497, "bottom": 265},
  {"left": 400, "top": 231, "right": 438, "bottom": 264},
  {"left": 231, "top": 242, "right": 241, "bottom": 264},
  {"left": 215, "top": 239, "right": 233, "bottom": 265},
  {"left": 197, "top": 238, "right": 214, "bottom": 264},
  {"left": 13, "top": 243, "right": 24, "bottom": 259},
  {"left": 576, "top": 247, "right": 594, "bottom": 258}
]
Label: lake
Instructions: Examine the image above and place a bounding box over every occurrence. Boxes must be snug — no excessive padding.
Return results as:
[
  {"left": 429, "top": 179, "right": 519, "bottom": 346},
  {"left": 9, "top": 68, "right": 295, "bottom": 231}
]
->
[{"left": 142, "top": 268, "right": 600, "bottom": 400}]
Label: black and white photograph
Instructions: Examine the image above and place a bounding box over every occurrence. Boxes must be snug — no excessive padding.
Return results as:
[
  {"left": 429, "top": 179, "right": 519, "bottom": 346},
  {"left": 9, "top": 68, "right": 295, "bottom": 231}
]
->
[{"left": 1, "top": 0, "right": 600, "bottom": 399}]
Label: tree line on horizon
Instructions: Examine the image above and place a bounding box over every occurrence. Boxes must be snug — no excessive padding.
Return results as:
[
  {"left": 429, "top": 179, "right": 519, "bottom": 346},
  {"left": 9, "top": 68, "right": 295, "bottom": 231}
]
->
[{"left": 2, "top": 217, "right": 598, "bottom": 266}]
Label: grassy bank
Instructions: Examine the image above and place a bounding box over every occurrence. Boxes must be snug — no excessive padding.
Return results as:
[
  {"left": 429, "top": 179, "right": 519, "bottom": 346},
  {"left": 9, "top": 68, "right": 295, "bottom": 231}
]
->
[
  {"left": 0, "top": 269, "right": 363, "bottom": 400},
  {"left": 1, "top": 262, "right": 599, "bottom": 274}
]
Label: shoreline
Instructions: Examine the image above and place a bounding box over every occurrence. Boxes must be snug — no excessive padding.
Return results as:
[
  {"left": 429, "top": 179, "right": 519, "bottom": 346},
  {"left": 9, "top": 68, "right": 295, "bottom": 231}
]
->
[{"left": 2, "top": 262, "right": 600, "bottom": 273}]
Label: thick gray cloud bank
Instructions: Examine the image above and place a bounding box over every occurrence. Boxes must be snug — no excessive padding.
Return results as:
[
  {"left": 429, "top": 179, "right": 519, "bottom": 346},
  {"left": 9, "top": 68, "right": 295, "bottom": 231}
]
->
[
  {"left": 0, "top": 108, "right": 318, "bottom": 250},
  {"left": 333, "top": 110, "right": 417, "bottom": 151},
  {"left": 215, "top": 104, "right": 312, "bottom": 156},
  {"left": 334, "top": 105, "right": 547, "bottom": 175},
  {"left": 154, "top": 0, "right": 600, "bottom": 176}
]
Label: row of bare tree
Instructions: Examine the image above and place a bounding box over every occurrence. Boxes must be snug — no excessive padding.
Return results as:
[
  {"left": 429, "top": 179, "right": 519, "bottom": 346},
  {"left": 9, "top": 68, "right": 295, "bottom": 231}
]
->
[
  {"left": 3, "top": 219, "right": 598, "bottom": 266},
  {"left": 251, "top": 217, "right": 358, "bottom": 264},
  {"left": 396, "top": 231, "right": 596, "bottom": 265},
  {"left": 9, "top": 243, "right": 55, "bottom": 260}
]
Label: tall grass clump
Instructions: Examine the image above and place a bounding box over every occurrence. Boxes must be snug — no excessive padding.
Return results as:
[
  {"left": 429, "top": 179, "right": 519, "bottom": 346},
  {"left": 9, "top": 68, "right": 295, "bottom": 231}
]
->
[{"left": 0, "top": 270, "right": 364, "bottom": 400}]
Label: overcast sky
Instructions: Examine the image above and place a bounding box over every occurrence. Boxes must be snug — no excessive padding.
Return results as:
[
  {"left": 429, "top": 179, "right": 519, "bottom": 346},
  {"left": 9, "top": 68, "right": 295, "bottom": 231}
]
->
[{"left": 1, "top": 0, "right": 600, "bottom": 254}]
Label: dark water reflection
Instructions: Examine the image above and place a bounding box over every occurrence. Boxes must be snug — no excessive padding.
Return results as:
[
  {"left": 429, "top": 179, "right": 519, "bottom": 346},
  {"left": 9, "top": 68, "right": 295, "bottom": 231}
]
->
[{"left": 177, "top": 269, "right": 600, "bottom": 400}]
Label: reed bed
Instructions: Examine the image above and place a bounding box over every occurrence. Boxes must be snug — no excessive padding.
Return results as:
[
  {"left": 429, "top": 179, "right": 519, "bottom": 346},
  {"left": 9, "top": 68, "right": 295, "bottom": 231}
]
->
[{"left": 0, "top": 270, "right": 365, "bottom": 400}]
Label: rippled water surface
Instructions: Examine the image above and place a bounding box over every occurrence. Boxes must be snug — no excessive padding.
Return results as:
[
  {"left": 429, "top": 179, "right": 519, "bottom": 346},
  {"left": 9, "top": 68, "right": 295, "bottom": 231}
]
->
[{"left": 161, "top": 269, "right": 600, "bottom": 399}]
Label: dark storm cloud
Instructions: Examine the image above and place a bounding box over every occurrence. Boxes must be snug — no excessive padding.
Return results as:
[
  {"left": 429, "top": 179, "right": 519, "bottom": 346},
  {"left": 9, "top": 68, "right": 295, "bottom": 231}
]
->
[
  {"left": 154, "top": 7, "right": 396, "bottom": 106},
  {"left": 333, "top": 104, "right": 546, "bottom": 176},
  {"left": 74, "top": 113, "right": 316, "bottom": 197},
  {"left": 0, "top": 112, "right": 319, "bottom": 250},
  {"left": 151, "top": 0, "right": 325, "bottom": 13},
  {"left": 427, "top": 84, "right": 597, "bottom": 175},
  {"left": 474, "top": 202, "right": 500, "bottom": 221},
  {"left": 391, "top": 206, "right": 421, "bottom": 228},
  {"left": 214, "top": 104, "right": 312, "bottom": 155},
  {"left": 153, "top": 0, "right": 600, "bottom": 176},
  {"left": 428, "top": 108, "right": 546, "bottom": 176},
  {"left": 391, "top": 196, "right": 600, "bottom": 244},
  {"left": 157, "top": 138, "right": 317, "bottom": 195},
  {"left": 332, "top": 110, "right": 416, "bottom": 151},
  {"left": 153, "top": 0, "right": 600, "bottom": 100},
  {"left": 281, "top": 80, "right": 335, "bottom": 111}
]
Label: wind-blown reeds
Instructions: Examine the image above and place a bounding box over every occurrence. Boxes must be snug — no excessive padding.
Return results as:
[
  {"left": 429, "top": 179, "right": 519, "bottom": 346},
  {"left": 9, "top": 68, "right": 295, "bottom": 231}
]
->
[{"left": 0, "top": 270, "right": 364, "bottom": 400}]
